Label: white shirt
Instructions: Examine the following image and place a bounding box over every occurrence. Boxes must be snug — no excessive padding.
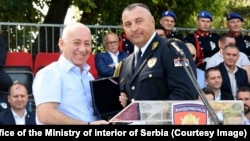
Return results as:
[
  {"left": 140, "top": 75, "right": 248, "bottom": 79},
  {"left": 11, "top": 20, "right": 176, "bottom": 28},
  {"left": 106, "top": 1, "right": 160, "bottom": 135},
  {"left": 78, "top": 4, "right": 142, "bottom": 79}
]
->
[
  {"left": 33, "top": 55, "right": 98, "bottom": 124},
  {"left": 206, "top": 51, "right": 250, "bottom": 69},
  {"left": 243, "top": 115, "right": 250, "bottom": 125},
  {"left": 134, "top": 32, "right": 156, "bottom": 66},
  {"left": 11, "top": 109, "right": 27, "bottom": 125},
  {"left": 225, "top": 65, "right": 238, "bottom": 99},
  {"left": 108, "top": 51, "right": 119, "bottom": 67}
]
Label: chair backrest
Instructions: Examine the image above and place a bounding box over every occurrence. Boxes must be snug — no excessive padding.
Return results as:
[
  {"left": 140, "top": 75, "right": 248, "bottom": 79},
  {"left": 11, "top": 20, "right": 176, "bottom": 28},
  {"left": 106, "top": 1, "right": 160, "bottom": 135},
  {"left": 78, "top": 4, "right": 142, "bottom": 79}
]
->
[
  {"left": 5, "top": 52, "right": 33, "bottom": 72},
  {"left": 33, "top": 52, "right": 60, "bottom": 75},
  {"left": 86, "top": 54, "right": 98, "bottom": 79},
  {"left": 3, "top": 68, "right": 34, "bottom": 95}
]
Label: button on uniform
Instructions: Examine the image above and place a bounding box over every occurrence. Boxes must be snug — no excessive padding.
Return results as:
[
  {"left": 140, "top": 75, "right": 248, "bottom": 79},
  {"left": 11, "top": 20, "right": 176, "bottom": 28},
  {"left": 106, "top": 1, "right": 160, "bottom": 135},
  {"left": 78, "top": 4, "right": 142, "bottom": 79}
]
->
[{"left": 131, "top": 86, "right": 135, "bottom": 90}]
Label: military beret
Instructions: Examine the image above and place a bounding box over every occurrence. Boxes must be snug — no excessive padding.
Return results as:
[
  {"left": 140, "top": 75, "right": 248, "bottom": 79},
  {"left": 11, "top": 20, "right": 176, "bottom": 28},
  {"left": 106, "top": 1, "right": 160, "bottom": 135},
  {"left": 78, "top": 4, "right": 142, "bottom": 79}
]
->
[
  {"left": 161, "top": 11, "right": 177, "bottom": 21},
  {"left": 197, "top": 10, "right": 213, "bottom": 21},
  {"left": 226, "top": 12, "right": 243, "bottom": 22}
]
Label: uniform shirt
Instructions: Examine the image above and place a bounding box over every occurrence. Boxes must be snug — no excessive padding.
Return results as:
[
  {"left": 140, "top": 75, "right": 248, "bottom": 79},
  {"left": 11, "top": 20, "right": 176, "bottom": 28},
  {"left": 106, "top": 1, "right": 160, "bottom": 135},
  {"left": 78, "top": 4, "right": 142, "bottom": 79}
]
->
[
  {"left": 230, "top": 33, "right": 250, "bottom": 59},
  {"left": 184, "top": 31, "right": 220, "bottom": 70},
  {"left": 11, "top": 109, "right": 27, "bottom": 125},
  {"left": 119, "top": 33, "right": 134, "bottom": 54},
  {"left": 206, "top": 51, "right": 250, "bottom": 69},
  {"left": 33, "top": 55, "right": 98, "bottom": 124},
  {"left": 166, "top": 30, "right": 183, "bottom": 41}
]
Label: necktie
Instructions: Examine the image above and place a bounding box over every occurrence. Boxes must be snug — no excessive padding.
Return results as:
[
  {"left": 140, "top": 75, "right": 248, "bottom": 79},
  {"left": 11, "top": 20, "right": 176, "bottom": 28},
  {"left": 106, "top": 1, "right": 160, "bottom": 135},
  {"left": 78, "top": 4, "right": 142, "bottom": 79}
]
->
[
  {"left": 133, "top": 49, "right": 142, "bottom": 72},
  {"left": 136, "top": 49, "right": 142, "bottom": 67}
]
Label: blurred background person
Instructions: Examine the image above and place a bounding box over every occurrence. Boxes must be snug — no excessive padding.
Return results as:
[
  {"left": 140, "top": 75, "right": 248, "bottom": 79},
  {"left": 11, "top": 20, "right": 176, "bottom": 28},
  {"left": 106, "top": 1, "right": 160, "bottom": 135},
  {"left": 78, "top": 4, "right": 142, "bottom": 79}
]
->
[
  {"left": 184, "top": 10, "right": 219, "bottom": 70},
  {"left": 217, "top": 44, "right": 249, "bottom": 99},
  {"left": 226, "top": 12, "right": 250, "bottom": 60},
  {"left": 198, "top": 87, "right": 215, "bottom": 101},
  {"left": 186, "top": 42, "right": 206, "bottom": 88},
  {"left": 0, "top": 82, "right": 36, "bottom": 125},
  {"left": 159, "top": 10, "right": 183, "bottom": 40},
  {"left": 155, "top": 25, "right": 166, "bottom": 38},
  {"left": 206, "top": 33, "right": 250, "bottom": 84},
  {"left": 205, "top": 66, "right": 234, "bottom": 100},
  {"left": 95, "top": 31, "right": 128, "bottom": 79},
  {"left": 119, "top": 32, "right": 134, "bottom": 54},
  {"left": 236, "top": 86, "right": 250, "bottom": 125}
]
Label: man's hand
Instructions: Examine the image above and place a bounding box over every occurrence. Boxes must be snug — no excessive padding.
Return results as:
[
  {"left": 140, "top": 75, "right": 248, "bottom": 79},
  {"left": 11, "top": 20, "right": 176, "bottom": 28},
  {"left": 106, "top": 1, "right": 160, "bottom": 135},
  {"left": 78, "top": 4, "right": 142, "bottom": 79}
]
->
[{"left": 119, "top": 92, "right": 128, "bottom": 108}]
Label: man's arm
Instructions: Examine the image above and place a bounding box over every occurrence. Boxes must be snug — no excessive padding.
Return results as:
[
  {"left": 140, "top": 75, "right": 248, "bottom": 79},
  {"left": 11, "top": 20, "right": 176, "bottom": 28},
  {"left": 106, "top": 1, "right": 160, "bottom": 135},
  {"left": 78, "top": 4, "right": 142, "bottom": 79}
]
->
[{"left": 37, "top": 102, "right": 87, "bottom": 125}]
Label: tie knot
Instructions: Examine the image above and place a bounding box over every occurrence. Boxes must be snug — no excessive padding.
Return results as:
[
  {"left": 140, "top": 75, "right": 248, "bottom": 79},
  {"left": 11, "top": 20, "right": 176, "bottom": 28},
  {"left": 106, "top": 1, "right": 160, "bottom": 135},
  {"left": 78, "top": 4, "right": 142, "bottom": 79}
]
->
[
  {"left": 137, "top": 49, "right": 142, "bottom": 56},
  {"left": 136, "top": 49, "right": 142, "bottom": 66}
]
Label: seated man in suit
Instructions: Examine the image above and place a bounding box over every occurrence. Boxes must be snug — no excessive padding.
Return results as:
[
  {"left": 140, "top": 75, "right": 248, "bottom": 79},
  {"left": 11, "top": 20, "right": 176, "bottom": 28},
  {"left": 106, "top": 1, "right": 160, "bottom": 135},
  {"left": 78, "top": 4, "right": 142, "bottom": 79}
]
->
[
  {"left": 205, "top": 66, "right": 234, "bottom": 100},
  {"left": 217, "top": 44, "right": 249, "bottom": 100},
  {"left": 95, "top": 31, "right": 128, "bottom": 79},
  {"left": 0, "top": 82, "right": 36, "bottom": 125}
]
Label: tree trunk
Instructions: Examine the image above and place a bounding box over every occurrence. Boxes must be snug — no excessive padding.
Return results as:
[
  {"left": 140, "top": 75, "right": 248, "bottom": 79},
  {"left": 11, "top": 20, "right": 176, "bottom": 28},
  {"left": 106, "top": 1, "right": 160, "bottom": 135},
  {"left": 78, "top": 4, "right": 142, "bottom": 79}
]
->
[{"left": 32, "top": 0, "right": 71, "bottom": 59}]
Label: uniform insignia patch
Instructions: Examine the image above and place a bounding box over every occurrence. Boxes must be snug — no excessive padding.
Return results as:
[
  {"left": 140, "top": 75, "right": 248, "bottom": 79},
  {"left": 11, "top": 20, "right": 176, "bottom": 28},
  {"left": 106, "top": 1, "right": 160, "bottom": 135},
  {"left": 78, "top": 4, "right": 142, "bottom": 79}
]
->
[
  {"left": 120, "top": 77, "right": 124, "bottom": 83},
  {"left": 148, "top": 57, "right": 157, "bottom": 68},
  {"left": 0, "top": 102, "right": 7, "bottom": 109},
  {"left": 245, "top": 40, "right": 250, "bottom": 48},
  {"left": 210, "top": 41, "right": 216, "bottom": 50},
  {"left": 174, "top": 58, "right": 189, "bottom": 67},
  {"left": 151, "top": 42, "right": 159, "bottom": 50}
]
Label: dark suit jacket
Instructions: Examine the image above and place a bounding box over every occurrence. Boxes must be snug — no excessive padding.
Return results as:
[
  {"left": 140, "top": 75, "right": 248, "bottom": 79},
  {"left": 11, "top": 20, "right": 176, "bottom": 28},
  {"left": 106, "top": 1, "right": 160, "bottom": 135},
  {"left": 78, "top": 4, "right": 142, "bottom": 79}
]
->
[
  {"left": 95, "top": 51, "right": 128, "bottom": 79},
  {"left": 218, "top": 62, "right": 249, "bottom": 98},
  {"left": 0, "top": 33, "right": 7, "bottom": 69},
  {"left": 0, "top": 108, "right": 36, "bottom": 125},
  {"left": 220, "top": 89, "right": 234, "bottom": 100},
  {"left": 0, "top": 33, "right": 12, "bottom": 92},
  {"left": 116, "top": 34, "right": 198, "bottom": 102}
]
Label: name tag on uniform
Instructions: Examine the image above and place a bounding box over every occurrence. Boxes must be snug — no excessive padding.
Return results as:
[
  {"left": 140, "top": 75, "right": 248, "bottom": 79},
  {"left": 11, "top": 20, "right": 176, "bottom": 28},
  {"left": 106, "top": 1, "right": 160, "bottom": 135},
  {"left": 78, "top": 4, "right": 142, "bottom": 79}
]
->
[{"left": 174, "top": 58, "right": 189, "bottom": 67}]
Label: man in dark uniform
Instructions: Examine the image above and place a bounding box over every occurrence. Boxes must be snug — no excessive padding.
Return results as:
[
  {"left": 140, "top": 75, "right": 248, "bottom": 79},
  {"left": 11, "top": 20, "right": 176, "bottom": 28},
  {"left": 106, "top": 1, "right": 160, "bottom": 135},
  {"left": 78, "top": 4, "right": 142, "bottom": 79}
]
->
[
  {"left": 0, "top": 33, "right": 13, "bottom": 111},
  {"left": 115, "top": 3, "right": 198, "bottom": 108},
  {"left": 160, "top": 10, "right": 183, "bottom": 40},
  {"left": 184, "top": 10, "right": 220, "bottom": 70},
  {"left": 119, "top": 32, "right": 134, "bottom": 54},
  {"left": 0, "top": 33, "right": 12, "bottom": 92},
  {"left": 226, "top": 12, "right": 250, "bottom": 60}
]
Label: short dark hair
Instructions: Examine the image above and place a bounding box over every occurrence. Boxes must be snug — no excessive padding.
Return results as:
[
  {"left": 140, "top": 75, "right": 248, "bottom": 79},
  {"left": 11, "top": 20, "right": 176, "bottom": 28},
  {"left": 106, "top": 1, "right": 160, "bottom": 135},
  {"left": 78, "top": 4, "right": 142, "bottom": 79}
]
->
[
  {"left": 155, "top": 25, "right": 165, "bottom": 31},
  {"left": 123, "top": 3, "right": 150, "bottom": 13},
  {"left": 205, "top": 66, "right": 221, "bottom": 79},
  {"left": 219, "top": 33, "right": 235, "bottom": 43},
  {"left": 202, "top": 87, "right": 215, "bottom": 100},
  {"left": 236, "top": 86, "right": 250, "bottom": 98}
]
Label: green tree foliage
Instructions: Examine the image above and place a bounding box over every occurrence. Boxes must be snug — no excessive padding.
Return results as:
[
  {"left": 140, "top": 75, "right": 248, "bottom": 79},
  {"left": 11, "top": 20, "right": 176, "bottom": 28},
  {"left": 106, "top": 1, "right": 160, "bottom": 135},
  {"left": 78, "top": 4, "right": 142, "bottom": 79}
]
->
[{"left": 0, "top": 0, "right": 250, "bottom": 54}]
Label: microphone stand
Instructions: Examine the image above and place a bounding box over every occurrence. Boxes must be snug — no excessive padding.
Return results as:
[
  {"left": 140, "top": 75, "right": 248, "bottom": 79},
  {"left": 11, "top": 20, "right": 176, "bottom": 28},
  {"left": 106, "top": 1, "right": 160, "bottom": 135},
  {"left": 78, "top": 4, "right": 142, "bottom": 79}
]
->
[{"left": 174, "top": 44, "right": 223, "bottom": 125}]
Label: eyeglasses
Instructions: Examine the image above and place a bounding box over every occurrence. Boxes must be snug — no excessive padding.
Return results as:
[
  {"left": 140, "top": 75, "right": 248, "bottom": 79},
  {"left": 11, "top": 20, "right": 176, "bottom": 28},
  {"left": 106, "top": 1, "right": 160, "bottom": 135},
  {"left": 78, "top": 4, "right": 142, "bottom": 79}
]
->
[{"left": 105, "top": 41, "right": 119, "bottom": 46}]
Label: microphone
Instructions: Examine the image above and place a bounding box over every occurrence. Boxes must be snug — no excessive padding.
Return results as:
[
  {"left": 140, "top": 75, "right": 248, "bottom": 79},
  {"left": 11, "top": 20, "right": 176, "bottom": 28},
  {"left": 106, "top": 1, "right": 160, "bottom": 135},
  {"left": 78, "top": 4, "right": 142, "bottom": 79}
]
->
[{"left": 167, "top": 38, "right": 186, "bottom": 58}]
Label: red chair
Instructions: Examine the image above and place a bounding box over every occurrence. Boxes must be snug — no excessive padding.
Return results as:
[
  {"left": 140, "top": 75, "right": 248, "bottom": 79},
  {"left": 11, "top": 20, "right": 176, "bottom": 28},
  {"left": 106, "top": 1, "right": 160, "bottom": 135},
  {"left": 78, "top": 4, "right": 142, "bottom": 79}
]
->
[
  {"left": 5, "top": 52, "right": 33, "bottom": 71},
  {"left": 4, "top": 52, "right": 34, "bottom": 94},
  {"left": 33, "top": 52, "right": 60, "bottom": 75},
  {"left": 86, "top": 54, "right": 98, "bottom": 79}
]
